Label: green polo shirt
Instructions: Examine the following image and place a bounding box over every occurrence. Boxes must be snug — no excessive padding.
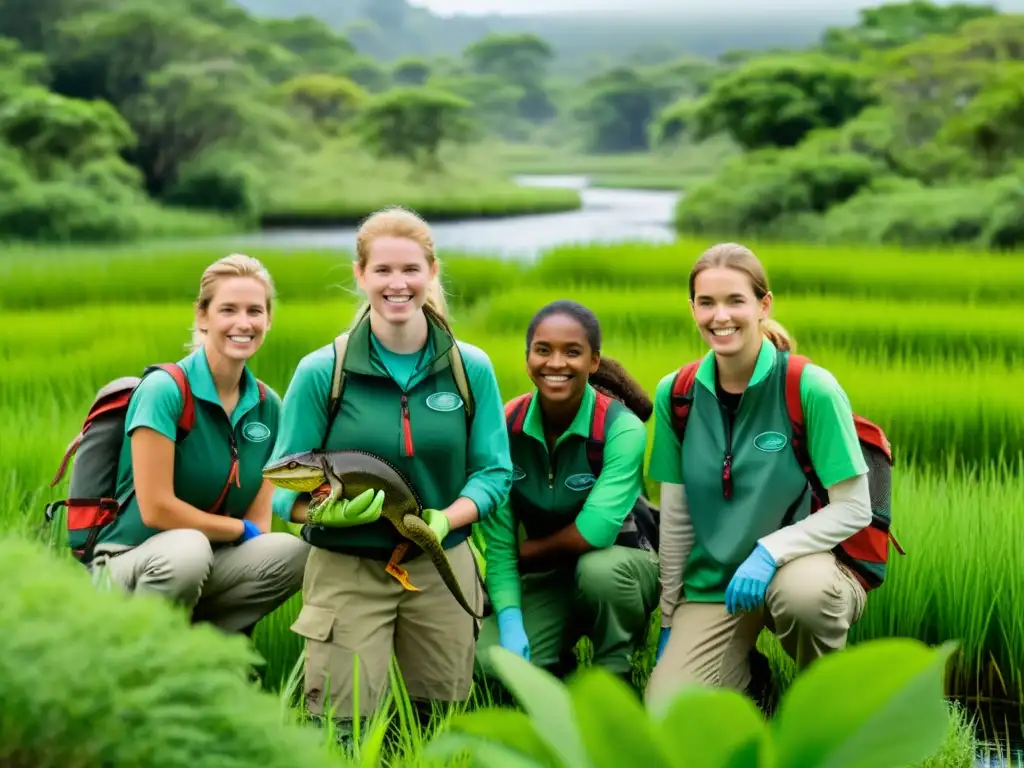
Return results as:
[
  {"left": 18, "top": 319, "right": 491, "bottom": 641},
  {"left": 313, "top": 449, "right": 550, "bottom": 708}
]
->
[
  {"left": 482, "top": 384, "right": 648, "bottom": 614},
  {"left": 647, "top": 338, "right": 867, "bottom": 602},
  {"left": 95, "top": 347, "right": 281, "bottom": 553}
]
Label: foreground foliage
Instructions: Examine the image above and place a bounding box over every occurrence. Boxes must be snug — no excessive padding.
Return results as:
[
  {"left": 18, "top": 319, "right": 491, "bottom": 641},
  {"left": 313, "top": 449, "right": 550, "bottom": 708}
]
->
[
  {"left": 0, "top": 535, "right": 339, "bottom": 768},
  {"left": 0, "top": 531, "right": 984, "bottom": 767},
  {"left": 432, "top": 640, "right": 957, "bottom": 767}
]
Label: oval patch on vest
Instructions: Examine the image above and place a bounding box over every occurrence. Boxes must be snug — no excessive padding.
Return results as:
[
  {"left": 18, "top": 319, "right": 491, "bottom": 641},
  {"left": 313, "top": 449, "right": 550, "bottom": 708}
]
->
[
  {"left": 243, "top": 422, "right": 271, "bottom": 443},
  {"left": 426, "top": 392, "right": 463, "bottom": 412},
  {"left": 753, "top": 431, "right": 787, "bottom": 452},
  {"left": 565, "top": 473, "right": 596, "bottom": 492},
  {"left": 512, "top": 465, "right": 526, "bottom": 482}
]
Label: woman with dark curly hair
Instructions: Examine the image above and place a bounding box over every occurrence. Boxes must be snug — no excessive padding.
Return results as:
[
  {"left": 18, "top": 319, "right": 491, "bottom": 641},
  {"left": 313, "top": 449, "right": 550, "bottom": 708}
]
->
[{"left": 475, "top": 299, "right": 660, "bottom": 693}]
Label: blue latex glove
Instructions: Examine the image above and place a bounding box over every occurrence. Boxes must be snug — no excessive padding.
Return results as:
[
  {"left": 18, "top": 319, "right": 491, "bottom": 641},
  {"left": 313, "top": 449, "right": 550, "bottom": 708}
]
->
[
  {"left": 725, "top": 543, "right": 777, "bottom": 614},
  {"left": 496, "top": 606, "right": 530, "bottom": 660},
  {"left": 655, "top": 627, "right": 671, "bottom": 662},
  {"left": 236, "top": 519, "right": 262, "bottom": 545}
]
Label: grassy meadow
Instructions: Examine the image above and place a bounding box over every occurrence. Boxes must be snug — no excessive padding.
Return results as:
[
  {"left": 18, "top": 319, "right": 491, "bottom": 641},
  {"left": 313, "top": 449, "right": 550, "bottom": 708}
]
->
[
  {"left": 1, "top": 237, "right": 1018, "bottom": 766},
  {"left": 494, "top": 137, "right": 739, "bottom": 190},
  {"left": 258, "top": 140, "right": 584, "bottom": 228}
]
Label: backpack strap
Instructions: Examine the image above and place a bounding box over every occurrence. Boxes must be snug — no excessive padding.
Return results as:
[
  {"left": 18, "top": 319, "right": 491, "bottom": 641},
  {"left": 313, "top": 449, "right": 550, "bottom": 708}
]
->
[
  {"left": 504, "top": 392, "right": 532, "bottom": 435},
  {"left": 585, "top": 391, "right": 613, "bottom": 477},
  {"left": 144, "top": 363, "right": 195, "bottom": 434},
  {"left": 784, "top": 353, "right": 829, "bottom": 507},
  {"left": 322, "top": 334, "right": 349, "bottom": 450},
  {"left": 256, "top": 379, "right": 267, "bottom": 402},
  {"left": 669, "top": 360, "right": 701, "bottom": 441},
  {"left": 448, "top": 342, "right": 475, "bottom": 427},
  {"left": 505, "top": 389, "right": 612, "bottom": 476}
]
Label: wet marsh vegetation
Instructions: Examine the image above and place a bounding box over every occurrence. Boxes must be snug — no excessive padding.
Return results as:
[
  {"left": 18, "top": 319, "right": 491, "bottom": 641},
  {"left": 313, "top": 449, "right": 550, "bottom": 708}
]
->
[{"left": 1, "top": 237, "right": 1020, "bottom": 766}]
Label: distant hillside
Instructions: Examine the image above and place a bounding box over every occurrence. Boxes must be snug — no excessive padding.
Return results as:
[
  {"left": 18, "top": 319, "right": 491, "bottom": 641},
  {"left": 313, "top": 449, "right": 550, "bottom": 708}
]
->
[{"left": 234, "top": 0, "right": 864, "bottom": 71}]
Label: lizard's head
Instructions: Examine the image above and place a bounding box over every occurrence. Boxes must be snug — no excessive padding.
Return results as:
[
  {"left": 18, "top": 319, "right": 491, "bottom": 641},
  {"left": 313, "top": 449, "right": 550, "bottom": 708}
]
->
[{"left": 262, "top": 451, "right": 326, "bottom": 492}]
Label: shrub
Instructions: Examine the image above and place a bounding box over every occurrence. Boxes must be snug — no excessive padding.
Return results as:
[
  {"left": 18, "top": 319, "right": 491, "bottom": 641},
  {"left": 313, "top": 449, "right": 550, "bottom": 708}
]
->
[
  {"left": 163, "top": 153, "right": 263, "bottom": 222},
  {"left": 0, "top": 535, "right": 346, "bottom": 768},
  {"left": 674, "top": 147, "right": 881, "bottom": 237}
]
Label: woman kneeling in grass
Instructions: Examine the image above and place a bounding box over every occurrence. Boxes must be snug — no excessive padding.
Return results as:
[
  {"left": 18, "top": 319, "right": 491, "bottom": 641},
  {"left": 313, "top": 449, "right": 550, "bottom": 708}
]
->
[
  {"left": 644, "top": 242, "right": 874, "bottom": 714},
  {"left": 91, "top": 254, "right": 310, "bottom": 636},
  {"left": 476, "top": 299, "right": 660, "bottom": 694},
  {"left": 268, "top": 206, "right": 512, "bottom": 740}
]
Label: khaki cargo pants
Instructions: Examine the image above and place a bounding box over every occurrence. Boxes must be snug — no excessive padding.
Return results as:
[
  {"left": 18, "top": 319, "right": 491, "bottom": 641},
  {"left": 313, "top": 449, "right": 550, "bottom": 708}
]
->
[
  {"left": 644, "top": 552, "right": 866, "bottom": 712},
  {"left": 92, "top": 529, "right": 310, "bottom": 633},
  {"left": 290, "top": 540, "right": 483, "bottom": 723}
]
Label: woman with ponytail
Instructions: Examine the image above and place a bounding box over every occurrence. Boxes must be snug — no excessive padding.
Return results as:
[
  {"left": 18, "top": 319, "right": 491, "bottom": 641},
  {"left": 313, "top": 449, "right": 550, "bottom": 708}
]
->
[
  {"left": 268, "top": 206, "right": 512, "bottom": 739},
  {"left": 644, "top": 243, "right": 872, "bottom": 715},
  {"left": 475, "top": 299, "right": 660, "bottom": 696}
]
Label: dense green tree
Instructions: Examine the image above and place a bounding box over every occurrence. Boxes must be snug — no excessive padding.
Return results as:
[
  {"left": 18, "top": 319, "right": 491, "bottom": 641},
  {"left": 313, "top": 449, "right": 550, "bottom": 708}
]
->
[
  {"left": 574, "top": 67, "right": 660, "bottom": 152},
  {"left": 691, "top": 53, "right": 877, "bottom": 149},
  {"left": 822, "top": 0, "right": 997, "bottom": 57},
  {"left": 355, "top": 86, "right": 476, "bottom": 168},
  {"left": 464, "top": 33, "right": 556, "bottom": 122}
]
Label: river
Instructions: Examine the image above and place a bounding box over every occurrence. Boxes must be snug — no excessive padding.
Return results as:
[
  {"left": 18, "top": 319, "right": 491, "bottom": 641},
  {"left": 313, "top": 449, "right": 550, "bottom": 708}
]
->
[{"left": 217, "top": 174, "right": 681, "bottom": 259}]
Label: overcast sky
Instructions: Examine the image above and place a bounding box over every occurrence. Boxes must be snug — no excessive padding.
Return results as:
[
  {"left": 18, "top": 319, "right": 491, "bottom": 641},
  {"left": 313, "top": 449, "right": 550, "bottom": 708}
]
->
[{"left": 410, "top": 0, "right": 1018, "bottom": 15}]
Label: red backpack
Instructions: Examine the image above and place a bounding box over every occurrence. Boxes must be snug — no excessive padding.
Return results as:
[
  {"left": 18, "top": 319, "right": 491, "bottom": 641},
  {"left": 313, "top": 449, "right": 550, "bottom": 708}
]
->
[
  {"left": 45, "top": 363, "right": 265, "bottom": 564},
  {"left": 505, "top": 390, "right": 661, "bottom": 553},
  {"left": 669, "top": 352, "right": 904, "bottom": 592}
]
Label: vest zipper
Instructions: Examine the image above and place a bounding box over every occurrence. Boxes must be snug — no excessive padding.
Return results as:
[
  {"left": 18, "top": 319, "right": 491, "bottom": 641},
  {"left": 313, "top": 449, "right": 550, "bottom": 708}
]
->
[
  {"left": 721, "top": 402, "right": 734, "bottom": 501},
  {"left": 228, "top": 431, "right": 240, "bottom": 487},
  {"left": 401, "top": 394, "right": 415, "bottom": 457}
]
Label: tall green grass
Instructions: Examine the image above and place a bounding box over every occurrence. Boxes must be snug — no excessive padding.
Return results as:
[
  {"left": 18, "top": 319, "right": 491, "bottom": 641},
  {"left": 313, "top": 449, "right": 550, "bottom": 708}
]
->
[
  {"left": 475, "top": 287, "right": 1024, "bottom": 364},
  {"left": 3, "top": 238, "right": 1020, "bottom": 312},
  {"left": 0, "top": 249, "right": 525, "bottom": 312},
  {"left": 0, "top": 303, "right": 1016, "bottom": 483},
  {"left": 532, "top": 241, "right": 1024, "bottom": 301}
]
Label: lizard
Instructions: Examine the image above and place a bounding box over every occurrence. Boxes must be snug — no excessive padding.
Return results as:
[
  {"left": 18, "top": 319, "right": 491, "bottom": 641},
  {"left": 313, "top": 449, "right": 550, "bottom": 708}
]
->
[{"left": 263, "top": 449, "right": 483, "bottom": 619}]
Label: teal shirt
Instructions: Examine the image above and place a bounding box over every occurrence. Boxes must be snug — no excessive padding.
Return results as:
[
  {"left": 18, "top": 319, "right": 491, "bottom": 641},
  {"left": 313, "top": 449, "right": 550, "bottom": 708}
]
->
[
  {"left": 268, "top": 317, "right": 512, "bottom": 554},
  {"left": 96, "top": 347, "right": 281, "bottom": 553},
  {"left": 647, "top": 339, "right": 868, "bottom": 602},
  {"left": 482, "top": 384, "right": 648, "bottom": 614},
  {"left": 372, "top": 335, "right": 420, "bottom": 390}
]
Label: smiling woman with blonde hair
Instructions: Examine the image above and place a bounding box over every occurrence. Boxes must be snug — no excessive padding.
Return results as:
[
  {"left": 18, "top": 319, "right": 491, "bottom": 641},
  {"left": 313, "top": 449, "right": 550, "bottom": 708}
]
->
[
  {"left": 644, "top": 242, "right": 876, "bottom": 714},
  {"left": 267, "top": 206, "right": 513, "bottom": 740},
  {"left": 90, "top": 253, "right": 310, "bottom": 637}
]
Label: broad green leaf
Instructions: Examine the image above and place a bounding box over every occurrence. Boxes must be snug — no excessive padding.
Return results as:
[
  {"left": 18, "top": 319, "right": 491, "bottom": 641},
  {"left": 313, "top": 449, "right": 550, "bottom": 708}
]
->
[
  {"left": 567, "top": 667, "right": 676, "bottom": 768},
  {"left": 447, "top": 707, "right": 561, "bottom": 766},
  {"left": 771, "top": 638, "right": 958, "bottom": 768},
  {"left": 425, "top": 732, "right": 548, "bottom": 768},
  {"left": 655, "top": 684, "right": 769, "bottom": 768},
  {"left": 485, "top": 646, "right": 592, "bottom": 768}
]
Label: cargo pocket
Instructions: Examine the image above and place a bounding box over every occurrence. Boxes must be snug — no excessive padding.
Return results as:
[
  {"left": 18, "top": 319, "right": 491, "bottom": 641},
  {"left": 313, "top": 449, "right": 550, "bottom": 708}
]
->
[{"left": 290, "top": 604, "right": 336, "bottom": 715}]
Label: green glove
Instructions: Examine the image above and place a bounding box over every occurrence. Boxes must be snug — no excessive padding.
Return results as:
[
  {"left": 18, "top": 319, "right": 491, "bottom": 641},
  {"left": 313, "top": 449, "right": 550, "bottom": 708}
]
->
[
  {"left": 421, "top": 508, "right": 451, "bottom": 542},
  {"left": 308, "top": 487, "right": 385, "bottom": 528}
]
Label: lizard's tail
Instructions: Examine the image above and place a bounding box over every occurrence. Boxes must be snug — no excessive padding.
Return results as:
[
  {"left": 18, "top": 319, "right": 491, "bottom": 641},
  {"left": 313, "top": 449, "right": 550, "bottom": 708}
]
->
[{"left": 401, "top": 514, "right": 483, "bottom": 620}]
